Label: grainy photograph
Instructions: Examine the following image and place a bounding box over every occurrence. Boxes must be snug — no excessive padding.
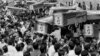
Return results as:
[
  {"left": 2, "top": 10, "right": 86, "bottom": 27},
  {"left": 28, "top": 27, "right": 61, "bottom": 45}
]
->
[{"left": 0, "top": 0, "right": 100, "bottom": 56}]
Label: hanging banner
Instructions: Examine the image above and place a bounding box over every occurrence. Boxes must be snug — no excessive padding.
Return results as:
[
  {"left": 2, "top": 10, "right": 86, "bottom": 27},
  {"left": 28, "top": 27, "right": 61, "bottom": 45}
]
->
[
  {"left": 29, "top": 5, "right": 34, "bottom": 10},
  {"left": 37, "top": 23, "right": 46, "bottom": 34},
  {"left": 54, "top": 13, "right": 63, "bottom": 26},
  {"left": 84, "top": 24, "right": 94, "bottom": 37}
]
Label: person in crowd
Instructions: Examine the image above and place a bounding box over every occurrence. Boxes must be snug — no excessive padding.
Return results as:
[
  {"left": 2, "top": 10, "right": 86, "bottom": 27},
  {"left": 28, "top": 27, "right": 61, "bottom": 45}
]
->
[
  {"left": 48, "top": 38, "right": 57, "bottom": 56},
  {"left": 30, "top": 42, "right": 41, "bottom": 56},
  {"left": 54, "top": 43, "right": 61, "bottom": 56},
  {"left": 2, "top": 45, "right": 9, "bottom": 56},
  {"left": 78, "top": 3, "right": 82, "bottom": 8},
  {"left": 82, "top": 2, "right": 86, "bottom": 10},
  {"left": 81, "top": 50, "right": 89, "bottom": 56},
  {"left": 7, "top": 39, "right": 17, "bottom": 56},
  {"left": 67, "top": 41, "right": 75, "bottom": 56},
  {"left": 63, "top": 46, "right": 69, "bottom": 56},
  {"left": 40, "top": 44, "right": 47, "bottom": 56},
  {"left": 75, "top": 46, "right": 82, "bottom": 56},
  {"left": 69, "top": 2, "right": 71, "bottom": 6},
  {"left": 84, "top": 44, "right": 91, "bottom": 52},
  {"left": 97, "top": 4, "right": 100, "bottom": 10},
  {"left": 90, "top": 2, "right": 93, "bottom": 10},
  {"left": 0, "top": 48, "right": 3, "bottom": 56},
  {"left": 15, "top": 43, "right": 24, "bottom": 56},
  {"left": 0, "top": 39, "right": 7, "bottom": 49},
  {"left": 24, "top": 51, "right": 31, "bottom": 56},
  {"left": 58, "top": 49, "right": 65, "bottom": 56}
]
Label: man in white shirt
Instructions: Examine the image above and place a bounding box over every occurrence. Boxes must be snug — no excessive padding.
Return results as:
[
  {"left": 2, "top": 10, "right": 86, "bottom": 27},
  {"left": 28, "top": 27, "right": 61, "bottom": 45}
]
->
[
  {"left": 48, "top": 45, "right": 55, "bottom": 56},
  {"left": 0, "top": 39, "right": 7, "bottom": 49},
  {"left": 15, "top": 43, "right": 24, "bottom": 56},
  {"left": 67, "top": 41, "right": 76, "bottom": 56},
  {"left": 7, "top": 40, "right": 17, "bottom": 56},
  {"left": 48, "top": 39, "right": 57, "bottom": 56}
]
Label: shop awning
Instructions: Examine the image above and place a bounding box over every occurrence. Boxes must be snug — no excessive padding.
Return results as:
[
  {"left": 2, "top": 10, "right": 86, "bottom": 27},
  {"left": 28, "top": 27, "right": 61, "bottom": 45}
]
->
[
  {"left": 66, "top": 10, "right": 87, "bottom": 25},
  {"left": 7, "top": 6, "right": 26, "bottom": 10},
  {"left": 87, "top": 10, "right": 100, "bottom": 20},
  {"left": 49, "top": 4, "right": 83, "bottom": 15},
  {"left": 37, "top": 16, "right": 53, "bottom": 24}
]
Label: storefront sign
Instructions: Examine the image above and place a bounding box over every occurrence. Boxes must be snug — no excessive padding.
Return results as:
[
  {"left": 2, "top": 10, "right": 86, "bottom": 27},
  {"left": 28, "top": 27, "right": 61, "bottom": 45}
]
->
[
  {"left": 54, "top": 13, "right": 63, "bottom": 26},
  {"left": 29, "top": 5, "right": 34, "bottom": 10},
  {"left": 37, "top": 23, "right": 47, "bottom": 34},
  {"left": 84, "top": 24, "right": 94, "bottom": 37}
]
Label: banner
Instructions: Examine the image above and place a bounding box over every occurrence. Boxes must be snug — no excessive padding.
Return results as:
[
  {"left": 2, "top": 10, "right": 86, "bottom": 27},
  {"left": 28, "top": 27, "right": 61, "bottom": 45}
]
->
[
  {"left": 37, "top": 23, "right": 46, "bottom": 34},
  {"left": 84, "top": 24, "right": 94, "bottom": 37},
  {"left": 54, "top": 13, "right": 63, "bottom": 26}
]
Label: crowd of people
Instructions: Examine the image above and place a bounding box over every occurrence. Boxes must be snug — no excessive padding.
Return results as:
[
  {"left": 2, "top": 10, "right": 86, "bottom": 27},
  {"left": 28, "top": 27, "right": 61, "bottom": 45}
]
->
[{"left": 0, "top": 0, "right": 100, "bottom": 56}]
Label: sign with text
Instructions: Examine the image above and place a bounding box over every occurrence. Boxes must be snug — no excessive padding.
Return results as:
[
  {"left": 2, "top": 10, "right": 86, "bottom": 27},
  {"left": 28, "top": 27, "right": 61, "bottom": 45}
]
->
[
  {"left": 54, "top": 13, "right": 63, "bottom": 26},
  {"left": 29, "top": 5, "right": 34, "bottom": 10},
  {"left": 37, "top": 23, "right": 46, "bottom": 34},
  {"left": 84, "top": 24, "right": 94, "bottom": 37}
]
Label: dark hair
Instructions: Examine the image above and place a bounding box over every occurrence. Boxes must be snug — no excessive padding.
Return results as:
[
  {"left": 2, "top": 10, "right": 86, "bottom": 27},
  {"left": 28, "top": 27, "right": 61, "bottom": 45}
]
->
[
  {"left": 54, "top": 43, "right": 61, "bottom": 52},
  {"left": 63, "top": 46, "right": 69, "bottom": 53},
  {"left": 43, "top": 35, "right": 48, "bottom": 40},
  {"left": 24, "top": 51, "right": 30, "bottom": 56},
  {"left": 71, "top": 37, "right": 76, "bottom": 43},
  {"left": 20, "top": 43, "right": 24, "bottom": 50},
  {"left": 8, "top": 39, "right": 13, "bottom": 45},
  {"left": 40, "top": 44, "right": 46, "bottom": 53},
  {"left": 3, "top": 45, "right": 8, "bottom": 53},
  {"left": 25, "top": 39, "right": 32, "bottom": 45},
  {"left": 0, "top": 49, "right": 3, "bottom": 55},
  {"left": 75, "top": 46, "right": 82, "bottom": 55},
  {"left": 84, "top": 44, "right": 91, "bottom": 51},
  {"left": 38, "top": 33, "right": 43, "bottom": 37},
  {"left": 16, "top": 43, "right": 23, "bottom": 51},
  {"left": 78, "top": 3, "right": 82, "bottom": 8},
  {"left": 81, "top": 50, "right": 88, "bottom": 56},
  {"left": 58, "top": 49, "right": 65, "bottom": 56},
  {"left": 75, "top": 39, "right": 80, "bottom": 46},
  {"left": 52, "top": 38, "right": 57, "bottom": 45},
  {"left": 33, "top": 42, "right": 39, "bottom": 50},
  {"left": 69, "top": 41, "right": 75, "bottom": 50}
]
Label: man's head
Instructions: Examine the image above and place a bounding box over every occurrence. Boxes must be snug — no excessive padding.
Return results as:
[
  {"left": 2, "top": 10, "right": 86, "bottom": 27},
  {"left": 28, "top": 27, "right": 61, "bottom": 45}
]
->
[
  {"left": 69, "top": 41, "right": 75, "bottom": 50},
  {"left": 3, "top": 45, "right": 8, "bottom": 53},
  {"left": 32, "top": 42, "right": 39, "bottom": 50},
  {"left": 75, "top": 46, "right": 82, "bottom": 55},
  {"left": 81, "top": 50, "right": 88, "bottom": 56}
]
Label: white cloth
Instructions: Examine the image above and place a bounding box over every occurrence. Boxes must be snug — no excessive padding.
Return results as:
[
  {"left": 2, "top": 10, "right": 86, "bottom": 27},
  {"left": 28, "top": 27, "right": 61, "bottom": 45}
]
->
[
  {"left": 67, "top": 50, "right": 76, "bottom": 56},
  {"left": 4, "top": 16, "right": 9, "bottom": 21},
  {"left": 15, "top": 51, "right": 23, "bottom": 56},
  {"left": 23, "top": 43, "right": 28, "bottom": 52},
  {"left": 3, "top": 52, "right": 11, "bottom": 56},
  {"left": 1, "top": 28, "right": 5, "bottom": 34},
  {"left": 20, "top": 26, "right": 27, "bottom": 34},
  {"left": 0, "top": 42, "right": 7, "bottom": 48},
  {"left": 54, "top": 52, "right": 59, "bottom": 56},
  {"left": 7, "top": 45, "right": 17, "bottom": 54},
  {"left": 48, "top": 45, "right": 55, "bottom": 56},
  {"left": 50, "top": 28, "right": 61, "bottom": 41}
]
